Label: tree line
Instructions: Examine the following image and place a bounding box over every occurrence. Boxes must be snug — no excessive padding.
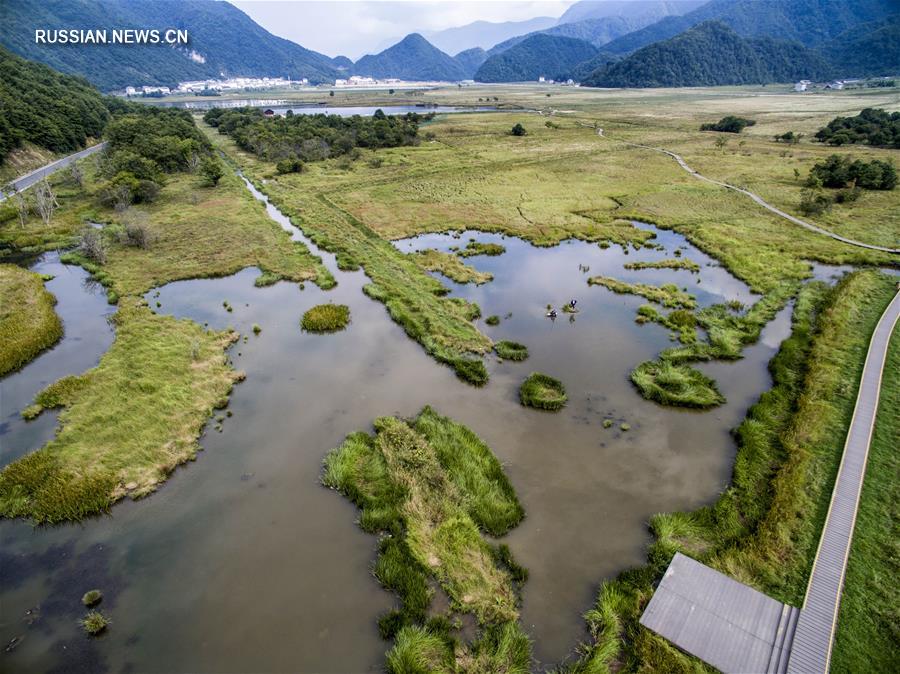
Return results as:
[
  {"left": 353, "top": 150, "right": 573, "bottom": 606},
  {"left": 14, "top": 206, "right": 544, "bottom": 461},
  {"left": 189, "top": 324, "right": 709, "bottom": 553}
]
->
[{"left": 203, "top": 108, "right": 423, "bottom": 163}]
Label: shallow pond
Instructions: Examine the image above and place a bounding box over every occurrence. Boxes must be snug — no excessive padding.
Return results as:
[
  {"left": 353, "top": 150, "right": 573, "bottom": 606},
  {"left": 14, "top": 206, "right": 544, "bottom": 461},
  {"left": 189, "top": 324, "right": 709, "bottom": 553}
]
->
[{"left": 2, "top": 182, "right": 804, "bottom": 671}]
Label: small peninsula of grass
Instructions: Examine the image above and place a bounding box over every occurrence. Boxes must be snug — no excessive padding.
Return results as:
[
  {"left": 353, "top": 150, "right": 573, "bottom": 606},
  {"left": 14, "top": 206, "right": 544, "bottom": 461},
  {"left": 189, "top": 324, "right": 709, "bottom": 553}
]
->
[
  {"left": 412, "top": 248, "right": 493, "bottom": 285},
  {"left": 588, "top": 276, "right": 696, "bottom": 309},
  {"left": 624, "top": 258, "right": 700, "bottom": 273},
  {"left": 457, "top": 241, "right": 506, "bottom": 258},
  {"left": 301, "top": 303, "right": 350, "bottom": 333},
  {"left": 0, "top": 299, "right": 241, "bottom": 524},
  {"left": 631, "top": 359, "right": 725, "bottom": 408},
  {"left": 0, "top": 264, "right": 63, "bottom": 376},
  {"left": 322, "top": 407, "right": 530, "bottom": 671},
  {"left": 519, "top": 372, "right": 567, "bottom": 410},
  {"left": 568, "top": 271, "right": 898, "bottom": 671},
  {"left": 494, "top": 340, "right": 528, "bottom": 361}
]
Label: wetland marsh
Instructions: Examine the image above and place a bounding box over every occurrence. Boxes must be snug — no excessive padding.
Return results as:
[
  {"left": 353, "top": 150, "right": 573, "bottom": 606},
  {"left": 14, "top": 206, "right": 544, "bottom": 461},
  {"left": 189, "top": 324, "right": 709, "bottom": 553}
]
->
[{"left": 2, "top": 85, "right": 897, "bottom": 672}]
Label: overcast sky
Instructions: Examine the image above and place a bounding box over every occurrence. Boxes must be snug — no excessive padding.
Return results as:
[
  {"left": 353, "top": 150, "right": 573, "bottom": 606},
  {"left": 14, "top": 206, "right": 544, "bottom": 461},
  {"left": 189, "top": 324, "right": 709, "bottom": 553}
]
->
[{"left": 231, "top": 1, "right": 575, "bottom": 59}]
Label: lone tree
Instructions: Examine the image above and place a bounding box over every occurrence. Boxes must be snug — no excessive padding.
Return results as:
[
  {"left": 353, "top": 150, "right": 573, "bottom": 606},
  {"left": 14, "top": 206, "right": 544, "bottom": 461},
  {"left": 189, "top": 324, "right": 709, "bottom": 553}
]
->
[
  {"left": 34, "top": 179, "right": 58, "bottom": 226},
  {"left": 511, "top": 123, "right": 527, "bottom": 137},
  {"left": 200, "top": 156, "right": 224, "bottom": 186}
]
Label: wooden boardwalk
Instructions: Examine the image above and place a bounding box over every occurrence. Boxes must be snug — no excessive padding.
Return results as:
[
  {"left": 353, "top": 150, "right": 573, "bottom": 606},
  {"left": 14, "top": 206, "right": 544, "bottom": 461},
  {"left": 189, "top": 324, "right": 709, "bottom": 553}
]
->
[
  {"left": 641, "top": 289, "right": 900, "bottom": 673},
  {"left": 787, "top": 288, "right": 900, "bottom": 672}
]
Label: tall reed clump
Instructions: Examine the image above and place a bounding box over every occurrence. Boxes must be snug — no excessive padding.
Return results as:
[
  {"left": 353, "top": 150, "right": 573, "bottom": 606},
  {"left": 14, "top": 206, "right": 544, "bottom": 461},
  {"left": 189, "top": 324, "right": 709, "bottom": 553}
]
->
[
  {"left": 519, "top": 372, "right": 567, "bottom": 410},
  {"left": 322, "top": 407, "right": 530, "bottom": 672},
  {"left": 565, "top": 271, "right": 898, "bottom": 672},
  {"left": 300, "top": 303, "right": 350, "bottom": 332}
]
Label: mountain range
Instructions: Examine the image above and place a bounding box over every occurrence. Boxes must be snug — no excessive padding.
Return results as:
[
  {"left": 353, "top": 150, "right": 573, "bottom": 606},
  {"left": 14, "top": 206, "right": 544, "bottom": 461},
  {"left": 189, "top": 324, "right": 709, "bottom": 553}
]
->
[
  {"left": 584, "top": 21, "right": 831, "bottom": 87},
  {"left": 3, "top": 0, "right": 899, "bottom": 91},
  {"left": 0, "top": 0, "right": 341, "bottom": 90}
]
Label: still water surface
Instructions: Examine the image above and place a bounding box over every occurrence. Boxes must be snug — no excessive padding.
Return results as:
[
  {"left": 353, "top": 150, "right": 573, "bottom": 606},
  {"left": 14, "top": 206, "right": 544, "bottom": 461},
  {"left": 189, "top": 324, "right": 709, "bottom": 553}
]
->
[{"left": 1, "top": 177, "right": 800, "bottom": 671}]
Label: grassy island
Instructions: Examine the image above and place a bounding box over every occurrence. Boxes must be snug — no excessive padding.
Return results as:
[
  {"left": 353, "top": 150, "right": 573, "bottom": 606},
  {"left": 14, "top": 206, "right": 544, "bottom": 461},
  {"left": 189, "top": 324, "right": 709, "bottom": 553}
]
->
[
  {"left": 301, "top": 303, "right": 351, "bottom": 333},
  {"left": 519, "top": 372, "right": 567, "bottom": 410},
  {"left": 323, "top": 407, "right": 531, "bottom": 672}
]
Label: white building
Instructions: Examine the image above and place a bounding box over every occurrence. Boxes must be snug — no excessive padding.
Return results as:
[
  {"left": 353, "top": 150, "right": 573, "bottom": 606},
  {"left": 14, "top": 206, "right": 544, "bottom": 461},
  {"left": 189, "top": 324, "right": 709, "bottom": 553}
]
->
[
  {"left": 125, "top": 86, "right": 136, "bottom": 96},
  {"left": 794, "top": 80, "right": 811, "bottom": 92}
]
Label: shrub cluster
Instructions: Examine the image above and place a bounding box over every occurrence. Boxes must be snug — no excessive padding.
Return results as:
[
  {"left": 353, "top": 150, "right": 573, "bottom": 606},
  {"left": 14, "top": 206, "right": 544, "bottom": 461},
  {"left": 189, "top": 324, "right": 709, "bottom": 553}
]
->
[
  {"left": 700, "top": 116, "right": 756, "bottom": 133},
  {"left": 204, "top": 107, "right": 423, "bottom": 163},
  {"left": 806, "top": 154, "right": 897, "bottom": 191},
  {"left": 815, "top": 108, "right": 900, "bottom": 148}
]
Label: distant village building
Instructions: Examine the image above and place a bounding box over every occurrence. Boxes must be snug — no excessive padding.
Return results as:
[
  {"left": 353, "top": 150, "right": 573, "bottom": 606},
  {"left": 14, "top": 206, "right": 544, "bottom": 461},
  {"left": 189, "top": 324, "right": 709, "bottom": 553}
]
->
[
  {"left": 538, "top": 76, "right": 546, "bottom": 83},
  {"left": 141, "top": 85, "right": 170, "bottom": 95},
  {"left": 825, "top": 80, "right": 844, "bottom": 90},
  {"left": 794, "top": 80, "right": 811, "bottom": 92},
  {"left": 125, "top": 86, "right": 136, "bottom": 96}
]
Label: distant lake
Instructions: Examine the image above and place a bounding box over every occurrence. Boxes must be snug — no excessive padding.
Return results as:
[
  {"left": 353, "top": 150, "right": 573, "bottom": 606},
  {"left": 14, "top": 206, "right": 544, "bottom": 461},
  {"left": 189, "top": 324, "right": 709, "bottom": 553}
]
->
[{"left": 152, "top": 99, "right": 498, "bottom": 115}]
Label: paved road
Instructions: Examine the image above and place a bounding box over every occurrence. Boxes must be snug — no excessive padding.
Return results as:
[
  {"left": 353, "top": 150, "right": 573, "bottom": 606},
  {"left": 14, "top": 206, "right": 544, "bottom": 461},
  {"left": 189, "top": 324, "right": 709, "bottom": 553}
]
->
[
  {"left": 787, "top": 288, "right": 900, "bottom": 673},
  {"left": 593, "top": 129, "right": 899, "bottom": 254},
  {"left": 1, "top": 142, "right": 108, "bottom": 202}
]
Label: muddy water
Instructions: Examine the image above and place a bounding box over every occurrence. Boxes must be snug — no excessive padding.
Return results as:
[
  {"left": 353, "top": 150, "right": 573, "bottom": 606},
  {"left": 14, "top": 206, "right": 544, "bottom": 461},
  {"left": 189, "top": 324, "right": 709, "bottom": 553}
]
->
[{"left": 1, "top": 179, "right": 797, "bottom": 672}]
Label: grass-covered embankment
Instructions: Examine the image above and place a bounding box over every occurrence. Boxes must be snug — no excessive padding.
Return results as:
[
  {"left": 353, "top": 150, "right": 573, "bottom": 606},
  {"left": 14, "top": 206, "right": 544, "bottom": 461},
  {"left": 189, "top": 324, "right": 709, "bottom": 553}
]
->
[
  {"left": 832, "top": 319, "right": 900, "bottom": 673},
  {"left": 0, "top": 299, "right": 241, "bottom": 523},
  {"left": 563, "top": 270, "right": 898, "bottom": 672},
  {"left": 0, "top": 264, "right": 62, "bottom": 375},
  {"left": 323, "top": 407, "right": 531, "bottom": 672},
  {"left": 413, "top": 248, "right": 493, "bottom": 285},
  {"left": 495, "top": 340, "right": 528, "bottom": 361}
]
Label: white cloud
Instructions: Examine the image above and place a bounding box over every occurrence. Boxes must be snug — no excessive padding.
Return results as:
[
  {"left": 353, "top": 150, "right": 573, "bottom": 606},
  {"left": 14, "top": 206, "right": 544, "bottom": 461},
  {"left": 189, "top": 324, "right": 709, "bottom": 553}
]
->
[{"left": 232, "top": 1, "right": 574, "bottom": 58}]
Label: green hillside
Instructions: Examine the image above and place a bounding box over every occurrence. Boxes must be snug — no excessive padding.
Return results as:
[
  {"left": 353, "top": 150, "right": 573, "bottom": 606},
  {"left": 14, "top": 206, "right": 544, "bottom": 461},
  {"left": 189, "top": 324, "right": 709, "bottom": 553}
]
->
[
  {"left": 475, "top": 34, "right": 599, "bottom": 83},
  {"left": 0, "top": 46, "right": 109, "bottom": 163},
  {"left": 603, "top": 0, "right": 899, "bottom": 54},
  {"left": 820, "top": 15, "right": 900, "bottom": 78},
  {"left": 353, "top": 34, "right": 469, "bottom": 81},
  {"left": 1, "top": 0, "right": 339, "bottom": 90},
  {"left": 584, "top": 21, "right": 830, "bottom": 87}
]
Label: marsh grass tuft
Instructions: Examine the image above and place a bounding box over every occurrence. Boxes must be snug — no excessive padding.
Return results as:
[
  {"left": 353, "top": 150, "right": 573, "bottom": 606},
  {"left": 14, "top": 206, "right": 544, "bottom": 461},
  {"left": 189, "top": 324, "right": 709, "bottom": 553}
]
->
[
  {"left": 80, "top": 610, "right": 109, "bottom": 636},
  {"left": 82, "top": 589, "right": 102, "bottom": 607},
  {"left": 494, "top": 341, "right": 528, "bottom": 361},
  {"left": 301, "top": 304, "right": 350, "bottom": 333},
  {"left": 485, "top": 315, "right": 500, "bottom": 326},
  {"left": 519, "top": 372, "right": 567, "bottom": 411}
]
